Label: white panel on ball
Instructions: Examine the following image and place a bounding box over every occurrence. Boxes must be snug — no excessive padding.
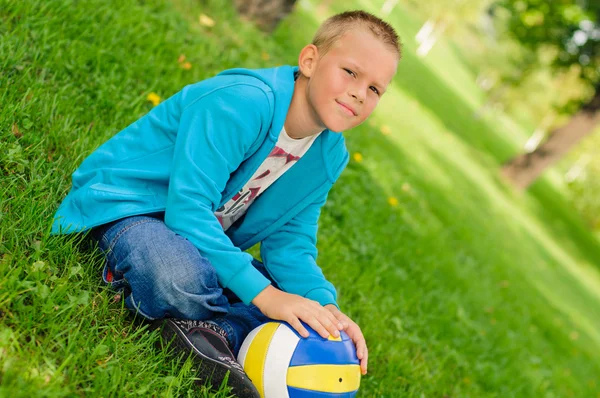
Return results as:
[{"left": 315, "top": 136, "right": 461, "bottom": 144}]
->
[{"left": 263, "top": 324, "right": 300, "bottom": 398}]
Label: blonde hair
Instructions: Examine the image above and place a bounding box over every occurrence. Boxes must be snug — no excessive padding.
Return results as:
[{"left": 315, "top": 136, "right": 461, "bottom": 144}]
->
[{"left": 312, "top": 10, "right": 401, "bottom": 59}]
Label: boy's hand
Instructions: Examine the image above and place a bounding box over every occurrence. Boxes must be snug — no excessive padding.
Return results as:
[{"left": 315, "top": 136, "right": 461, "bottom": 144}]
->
[
  {"left": 324, "top": 304, "right": 368, "bottom": 375},
  {"left": 252, "top": 285, "right": 345, "bottom": 340}
]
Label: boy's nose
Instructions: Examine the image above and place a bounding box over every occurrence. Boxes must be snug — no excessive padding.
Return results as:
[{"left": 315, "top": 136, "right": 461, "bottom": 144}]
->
[{"left": 350, "top": 92, "right": 364, "bottom": 104}]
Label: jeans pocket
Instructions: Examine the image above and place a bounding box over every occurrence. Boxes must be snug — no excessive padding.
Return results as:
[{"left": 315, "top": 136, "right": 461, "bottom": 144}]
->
[{"left": 102, "top": 260, "right": 129, "bottom": 293}]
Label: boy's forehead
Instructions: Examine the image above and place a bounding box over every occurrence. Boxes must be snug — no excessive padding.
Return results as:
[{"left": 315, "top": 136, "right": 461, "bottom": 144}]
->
[
  {"left": 330, "top": 29, "right": 396, "bottom": 61},
  {"left": 330, "top": 28, "right": 369, "bottom": 51},
  {"left": 327, "top": 29, "right": 398, "bottom": 84}
]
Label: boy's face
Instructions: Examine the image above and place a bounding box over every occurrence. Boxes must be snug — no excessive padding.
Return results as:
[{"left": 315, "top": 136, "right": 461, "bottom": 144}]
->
[{"left": 301, "top": 28, "right": 398, "bottom": 133}]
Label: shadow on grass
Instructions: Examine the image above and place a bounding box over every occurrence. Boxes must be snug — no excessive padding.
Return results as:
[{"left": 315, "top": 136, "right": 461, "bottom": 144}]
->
[{"left": 527, "top": 178, "right": 600, "bottom": 266}]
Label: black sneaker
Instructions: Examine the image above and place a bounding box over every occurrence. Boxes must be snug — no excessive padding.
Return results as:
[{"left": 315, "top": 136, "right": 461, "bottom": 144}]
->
[{"left": 155, "top": 318, "right": 259, "bottom": 398}]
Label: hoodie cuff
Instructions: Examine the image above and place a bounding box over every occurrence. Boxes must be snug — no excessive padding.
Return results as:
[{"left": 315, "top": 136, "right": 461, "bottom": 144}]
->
[
  {"left": 226, "top": 264, "right": 272, "bottom": 305},
  {"left": 304, "top": 288, "right": 338, "bottom": 309}
]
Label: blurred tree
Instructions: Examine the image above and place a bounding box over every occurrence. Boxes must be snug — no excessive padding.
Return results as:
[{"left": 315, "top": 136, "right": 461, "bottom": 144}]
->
[
  {"left": 234, "top": 0, "right": 297, "bottom": 32},
  {"left": 499, "top": 0, "right": 600, "bottom": 189},
  {"left": 387, "top": 0, "right": 487, "bottom": 57},
  {"left": 561, "top": 135, "right": 600, "bottom": 231}
]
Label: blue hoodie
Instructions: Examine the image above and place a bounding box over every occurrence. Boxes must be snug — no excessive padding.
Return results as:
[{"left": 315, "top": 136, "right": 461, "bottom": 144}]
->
[{"left": 52, "top": 66, "right": 349, "bottom": 307}]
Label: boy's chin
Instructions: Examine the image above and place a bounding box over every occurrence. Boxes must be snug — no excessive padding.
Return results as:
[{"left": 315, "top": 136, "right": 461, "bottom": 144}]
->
[
  {"left": 325, "top": 121, "right": 361, "bottom": 134},
  {"left": 322, "top": 119, "right": 357, "bottom": 134}
]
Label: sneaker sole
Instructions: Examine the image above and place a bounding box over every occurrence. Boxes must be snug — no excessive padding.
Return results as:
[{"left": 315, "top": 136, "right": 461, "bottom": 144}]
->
[{"left": 157, "top": 320, "right": 259, "bottom": 398}]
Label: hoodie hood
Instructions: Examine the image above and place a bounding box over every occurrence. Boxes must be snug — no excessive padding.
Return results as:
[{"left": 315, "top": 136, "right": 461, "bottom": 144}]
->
[{"left": 218, "top": 66, "right": 298, "bottom": 141}]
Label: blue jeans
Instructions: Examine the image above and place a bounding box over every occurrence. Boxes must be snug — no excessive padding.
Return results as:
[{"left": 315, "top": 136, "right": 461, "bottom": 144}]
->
[{"left": 90, "top": 212, "right": 275, "bottom": 356}]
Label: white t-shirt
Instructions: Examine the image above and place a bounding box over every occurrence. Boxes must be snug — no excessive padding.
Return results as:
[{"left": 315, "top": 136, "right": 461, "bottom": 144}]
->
[{"left": 215, "top": 127, "right": 320, "bottom": 230}]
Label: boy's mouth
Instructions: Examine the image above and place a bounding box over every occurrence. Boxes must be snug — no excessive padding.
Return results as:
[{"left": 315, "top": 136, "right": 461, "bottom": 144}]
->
[{"left": 336, "top": 100, "right": 357, "bottom": 116}]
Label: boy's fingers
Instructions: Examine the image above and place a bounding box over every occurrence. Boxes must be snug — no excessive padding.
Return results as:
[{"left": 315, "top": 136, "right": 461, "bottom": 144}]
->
[
  {"left": 358, "top": 340, "right": 368, "bottom": 374},
  {"left": 306, "top": 316, "right": 332, "bottom": 339},
  {"left": 324, "top": 306, "right": 351, "bottom": 329},
  {"left": 350, "top": 329, "right": 366, "bottom": 358},
  {"left": 323, "top": 309, "right": 344, "bottom": 331},
  {"left": 325, "top": 305, "right": 342, "bottom": 317},
  {"left": 359, "top": 344, "right": 367, "bottom": 360},
  {"left": 297, "top": 310, "right": 339, "bottom": 339},
  {"left": 361, "top": 348, "right": 369, "bottom": 374},
  {"left": 313, "top": 307, "right": 342, "bottom": 337},
  {"left": 337, "top": 313, "right": 352, "bottom": 328},
  {"left": 322, "top": 306, "right": 346, "bottom": 330},
  {"left": 326, "top": 323, "right": 341, "bottom": 338},
  {"left": 289, "top": 317, "right": 309, "bottom": 338},
  {"left": 318, "top": 319, "right": 339, "bottom": 339},
  {"left": 320, "top": 316, "right": 341, "bottom": 338},
  {"left": 357, "top": 340, "right": 367, "bottom": 359}
]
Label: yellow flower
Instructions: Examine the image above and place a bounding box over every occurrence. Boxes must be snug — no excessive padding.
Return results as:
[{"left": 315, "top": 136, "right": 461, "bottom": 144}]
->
[
  {"left": 388, "top": 197, "right": 399, "bottom": 207},
  {"left": 177, "top": 54, "right": 186, "bottom": 63},
  {"left": 261, "top": 52, "right": 270, "bottom": 61},
  {"left": 353, "top": 152, "right": 363, "bottom": 162},
  {"left": 146, "top": 92, "right": 161, "bottom": 106},
  {"left": 380, "top": 125, "right": 392, "bottom": 135},
  {"left": 199, "top": 13, "right": 216, "bottom": 27},
  {"left": 181, "top": 62, "right": 192, "bottom": 70}
]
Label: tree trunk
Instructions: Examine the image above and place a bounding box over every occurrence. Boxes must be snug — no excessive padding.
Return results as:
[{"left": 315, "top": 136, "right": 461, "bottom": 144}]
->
[
  {"left": 234, "top": 0, "right": 297, "bottom": 32},
  {"left": 501, "top": 88, "right": 600, "bottom": 190}
]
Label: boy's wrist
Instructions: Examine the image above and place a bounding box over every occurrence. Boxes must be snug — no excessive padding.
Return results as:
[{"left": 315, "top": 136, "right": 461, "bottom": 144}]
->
[{"left": 251, "top": 284, "right": 278, "bottom": 310}]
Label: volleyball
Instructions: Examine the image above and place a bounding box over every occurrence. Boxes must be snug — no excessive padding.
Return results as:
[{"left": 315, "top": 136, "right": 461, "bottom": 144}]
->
[{"left": 237, "top": 321, "right": 361, "bottom": 397}]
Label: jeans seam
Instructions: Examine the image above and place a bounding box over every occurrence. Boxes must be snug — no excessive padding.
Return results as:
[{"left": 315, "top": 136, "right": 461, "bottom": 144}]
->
[
  {"left": 107, "top": 218, "right": 162, "bottom": 253},
  {"left": 126, "top": 293, "right": 157, "bottom": 320}
]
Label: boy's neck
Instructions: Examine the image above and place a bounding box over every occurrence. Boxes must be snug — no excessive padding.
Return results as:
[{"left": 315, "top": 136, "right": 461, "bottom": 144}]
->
[{"left": 284, "top": 77, "right": 325, "bottom": 140}]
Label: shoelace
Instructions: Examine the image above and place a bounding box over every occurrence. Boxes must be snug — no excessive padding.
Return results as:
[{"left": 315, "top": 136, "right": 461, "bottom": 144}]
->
[
  {"left": 218, "top": 355, "right": 245, "bottom": 373},
  {"left": 172, "top": 319, "right": 229, "bottom": 341}
]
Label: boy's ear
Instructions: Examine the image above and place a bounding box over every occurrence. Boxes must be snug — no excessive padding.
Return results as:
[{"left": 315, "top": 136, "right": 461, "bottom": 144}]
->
[{"left": 298, "top": 44, "right": 319, "bottom": 78}]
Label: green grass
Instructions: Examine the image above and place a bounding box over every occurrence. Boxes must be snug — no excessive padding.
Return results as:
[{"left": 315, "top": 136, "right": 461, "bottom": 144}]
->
[{"left": 2, "top": 0, "right": 600, "bottom": 396}]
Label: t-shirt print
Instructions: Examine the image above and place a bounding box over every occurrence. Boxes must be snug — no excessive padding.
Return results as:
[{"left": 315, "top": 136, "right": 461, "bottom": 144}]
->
[{"left": 215, "top": 127, "right": 320, "bottom": 231}]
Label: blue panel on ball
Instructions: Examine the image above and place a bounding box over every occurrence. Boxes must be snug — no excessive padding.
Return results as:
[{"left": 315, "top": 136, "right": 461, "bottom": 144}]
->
[
  {"left": 288, "top": 386, "right": 358, "bottom": 398},
  {"left": 279, "top": 321, "right": 340, "bottom": 339},
  {"left": 289, "top": 337, "right": 359, "bottom": 366},
  {"left": 280, "top": 321, "right": 352, "bottom": 341}
]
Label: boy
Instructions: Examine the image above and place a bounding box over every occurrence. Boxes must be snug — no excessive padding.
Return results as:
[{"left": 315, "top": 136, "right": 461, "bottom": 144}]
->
[{"left": 52, "top": 10, "right": 400, "bottom": 397}]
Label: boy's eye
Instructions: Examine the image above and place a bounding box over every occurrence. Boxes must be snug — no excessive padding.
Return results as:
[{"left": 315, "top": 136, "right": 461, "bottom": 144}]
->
[
  {"left": 344, "top": 68, "right": 356, "bottom": 77},
  {"left": 370, "top": 86, "right": 380, "bottom": 95}
]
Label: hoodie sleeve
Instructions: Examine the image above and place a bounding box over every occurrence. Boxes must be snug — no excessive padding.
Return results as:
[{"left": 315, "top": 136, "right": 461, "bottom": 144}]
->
[
  {"left": 164, "top": 83, "right": 274, "bottom": 305},
  {"left": 259, "top": 192, "right": 339, "bottom": 308}
]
